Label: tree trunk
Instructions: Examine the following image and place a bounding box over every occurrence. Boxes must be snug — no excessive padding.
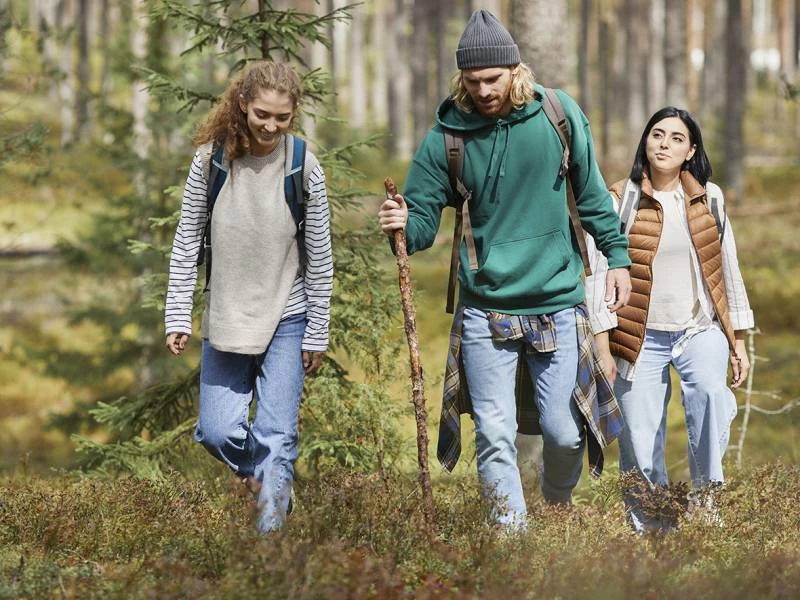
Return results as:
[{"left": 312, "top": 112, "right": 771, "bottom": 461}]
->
[
  {"left": 370, "top": 0, "right": 389, "bottom": 128},
  {"left": 469, "top": 0, "right": 500, "bottom": 17},
  {"left": 723, "top": 0, "right": 747, "bottom": 205},
  {"left": 686, "top": 0, "right": 700, "bottom": 112},
  {"left": 623, "top": 0, "right": 650, "bottom": 142},
  {"left": 387, "top": 0, "right": 412, "bottom": 158},
  {"left": 648, "top": 0, "right": 665, "bottom": 114},
  {"left": 663, "top": 0, "right": 688, "bottom": 108},
  {"left": 131, "top": 0, "right": 150, "bottom": 196},
  {"left": 509, "top": 0, "right": 567, "bottom": 88},
  {"left": 75, "top": 0, "right": 91, "bottom": 142},
  {"left": 38, "top": 0, "right": 58, "bottom": 103},
  {"left": 599, "top": 15, "right": 612, "bottom": 170},
  {"left": 436, "top": 0, "right": 453, "bottom": 102},
  {"left": 700, "top": 0, "right": 727, "bottom": 121},
  {"left": 349, "top": 5, "right": 367, "bottom": 129},
  {"left": 578, "top": 0, "right": 592, "bottom": 115},
  {"left": 778, "top": 0, "right": 796, "bottom": 80},
  {"left": 56, "top": 0, "right": 75, "bottom": 147},
  {"left": 99, "top": 0, "right": 112, "bottom": 98},
  {"left": 411, "top": 0, "right": 432, "bottom": 146},
  {"left": 330, "top": 0, "right": 349, "bottom": 109}
]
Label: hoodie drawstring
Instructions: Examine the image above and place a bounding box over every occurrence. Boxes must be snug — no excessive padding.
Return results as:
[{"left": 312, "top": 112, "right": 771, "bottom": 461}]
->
[{"left": 487, "top": 121, "right": 510, "bottom": 180}]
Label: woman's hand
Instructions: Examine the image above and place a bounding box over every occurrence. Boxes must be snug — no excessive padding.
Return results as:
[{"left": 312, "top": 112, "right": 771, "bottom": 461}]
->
[
  {"left": 166, "top": 333, "right": 190, "bottom": 356},
  {"left": 303, "top": 351, "right": 324, "bottom": 375},
  {"left": 378, "top": 193, "right": 408, "bottom": 234},
  {"left": 730, "top": 336, "right": 750, "bottom": 389}
]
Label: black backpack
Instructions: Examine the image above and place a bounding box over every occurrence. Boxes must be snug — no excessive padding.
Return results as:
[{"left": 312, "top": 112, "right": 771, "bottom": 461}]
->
[
  {"left": 196, "top": 135, "right": 308, "bottom": 290},
  {"left": 441, "top": 88, "right": 591, "bottom": 313}
]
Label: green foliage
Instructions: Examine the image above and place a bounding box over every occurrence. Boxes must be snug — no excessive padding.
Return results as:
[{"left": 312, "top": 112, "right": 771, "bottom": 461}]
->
[
  {"left": 2, "top": 462, "right": 799, "bottom": 598},
  {"left": 0, "top": 123, "right": 48, "bottom": 166},
  {"left": 147, "top": 0, "right": 350, "bottom": 112}
]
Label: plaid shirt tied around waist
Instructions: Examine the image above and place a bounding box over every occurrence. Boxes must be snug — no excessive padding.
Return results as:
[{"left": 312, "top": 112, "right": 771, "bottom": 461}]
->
[{"left": 437, "top": 304, "right": 623, "bottom": 477}]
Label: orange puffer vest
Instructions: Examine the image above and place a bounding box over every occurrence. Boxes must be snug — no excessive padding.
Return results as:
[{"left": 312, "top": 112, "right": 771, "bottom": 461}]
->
[{"left": 608, "top": 171, "right": 737, "bottom": 365}]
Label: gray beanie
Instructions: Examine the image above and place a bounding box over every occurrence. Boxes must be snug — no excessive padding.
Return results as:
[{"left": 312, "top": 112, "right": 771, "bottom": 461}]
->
[{"left": 456, "top": 9, "right": 520, "bottom": 70}]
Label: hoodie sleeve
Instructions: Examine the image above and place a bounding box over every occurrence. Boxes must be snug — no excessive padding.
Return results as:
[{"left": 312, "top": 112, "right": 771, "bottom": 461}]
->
[
  {"left": 556, "top": 90, "right": 631, "bottom": 270},
  {"left": 400, "top": 127, "right": 454, "bottom": 255}
]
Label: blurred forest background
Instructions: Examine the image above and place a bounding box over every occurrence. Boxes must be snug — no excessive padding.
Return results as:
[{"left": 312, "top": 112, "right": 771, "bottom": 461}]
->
[{"left": 1, "top": 0, "right": 800, "bottom": 596}]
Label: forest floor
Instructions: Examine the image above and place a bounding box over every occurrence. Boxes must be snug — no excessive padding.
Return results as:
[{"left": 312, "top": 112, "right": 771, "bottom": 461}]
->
[{"left": 1, "top": 460, "right": 799, "bottom": 598}]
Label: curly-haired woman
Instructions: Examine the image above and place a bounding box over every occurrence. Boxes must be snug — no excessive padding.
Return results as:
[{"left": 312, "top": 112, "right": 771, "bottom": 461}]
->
[{"left": 164, "top": 60, "right": 332, "bottom": 533}]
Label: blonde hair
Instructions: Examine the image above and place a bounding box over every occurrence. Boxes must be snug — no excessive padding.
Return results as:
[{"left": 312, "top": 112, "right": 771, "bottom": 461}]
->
[
  {"left": 449, "top": 63, "right": 536, "bottom": 113},
  {"left": 193, "top": 60, "right": 303, "bottom": 160}
]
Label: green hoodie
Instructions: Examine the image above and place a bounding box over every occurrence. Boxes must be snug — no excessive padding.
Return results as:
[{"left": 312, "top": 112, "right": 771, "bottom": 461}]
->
[{"left": 403, "top": 84, "right": 630, "bottom": 315}]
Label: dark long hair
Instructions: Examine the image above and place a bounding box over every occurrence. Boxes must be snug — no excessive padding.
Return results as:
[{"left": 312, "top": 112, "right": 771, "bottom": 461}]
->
[{"left": 629, "top": 106, "right": 712, "bottom": 186}]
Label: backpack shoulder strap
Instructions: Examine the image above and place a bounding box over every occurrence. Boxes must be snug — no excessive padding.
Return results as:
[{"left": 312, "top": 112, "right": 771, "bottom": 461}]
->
[
  {"left": 284, "top": 134, "right": 308, "bottom": 267},
  {"left": 542, "top": 88, "right": 591, "bottom": 276},
  {"left": 618, "top": 178, "right": 640, "bottom": 235},
  {"left": 442, "top": 128, "right": 478, "bottom": 313},
  {"left": 541, "top": 88, "right": 570, "bottom": 178},
  {"left": 443, "top": 130, "right": 471, "bottom": 206},
  {"left": 706, "top": 186, "right": 727, "bottom": 245},
  {"left": 198, "top": 142, "right": 228, "bottom": 289}
]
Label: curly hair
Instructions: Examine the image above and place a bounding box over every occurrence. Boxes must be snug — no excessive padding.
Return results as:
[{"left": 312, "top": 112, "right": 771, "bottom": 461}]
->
[
  {"left": 448, "top": 63, "right": 536, "bottom": 113},
  {"left": 193, "top": 60, "right": 303, "bottom": 160}
]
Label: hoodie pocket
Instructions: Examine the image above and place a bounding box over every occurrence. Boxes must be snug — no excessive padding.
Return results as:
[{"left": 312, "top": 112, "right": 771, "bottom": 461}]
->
[{"left": 475, "top": 229, "right": 573, "bottom": 297}]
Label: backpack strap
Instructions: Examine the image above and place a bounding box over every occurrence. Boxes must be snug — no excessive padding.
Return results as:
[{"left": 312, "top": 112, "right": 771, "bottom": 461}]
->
[
  {"left": 443, "top": 129, "right": 478, "bottom": 314},
  {"left": 708, "top": 191, "right": 727, "bottom": 245},
  {"left": 284, "top": 134, "right": 308, "bottom": 268},
  {"left": 541, "top": 88, "right": 591, "bottom": 277},
  {"left": 618, "top": 178, "right": 640, "bottom": 235},
  {"left": 198, "top": 142, "right": 228, "bottom": 291}
]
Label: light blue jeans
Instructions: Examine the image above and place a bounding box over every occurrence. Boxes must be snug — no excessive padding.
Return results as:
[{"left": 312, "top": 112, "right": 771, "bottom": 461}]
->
[
  {"left": 196, "top": 314, "right": 306, "bottom": 533},
  {"left": 615, "top": 327, "right": 737, "bottom": 531},
  {"left": 461, "top": 306, "right": 584, "bottom": 527}
]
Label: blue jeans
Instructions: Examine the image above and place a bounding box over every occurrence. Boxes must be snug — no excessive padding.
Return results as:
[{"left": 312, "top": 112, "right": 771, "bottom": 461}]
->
[
  {"left": 196, "top": 314, "right": 306, "bottom": 533},
  {"left": 615, "top": 327, "right": 737, "bottom": 531},
  {"left": 461, "top": 306, "right": 584, "bottom": 527}
]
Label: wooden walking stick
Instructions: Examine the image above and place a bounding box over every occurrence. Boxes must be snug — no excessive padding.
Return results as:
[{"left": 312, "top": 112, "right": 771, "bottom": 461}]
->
[{"left": 384, "top": 177, "right": 436, "bottom": 541}]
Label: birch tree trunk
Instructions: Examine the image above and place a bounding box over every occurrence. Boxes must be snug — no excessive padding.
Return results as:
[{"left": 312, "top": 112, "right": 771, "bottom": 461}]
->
[
  {"left": 370, "top": 0, "right": 389, "bottom": 128},
  {"left": 664, "top": 0, "right": 689, "bottom": 107},
  {"left": 131, "top": 0, "right": 150, "bottom": 196},
  {"left": 330, "top": 0, "right": 349, "bottom": 109},
  {"left": 349, "top": 5, "right": 367, "bottom": 129},
  {"left": 723, "top": 0, "right": 748, "bottom": 205},
  {"left": 509, "top": 0, "right": 567, "bottom": 88},
  {"left": 56, "top": 0, "right": 75, "bottom": 147},
  {"left": 75, "top": 0, "right": 91, "bottom": 142}
]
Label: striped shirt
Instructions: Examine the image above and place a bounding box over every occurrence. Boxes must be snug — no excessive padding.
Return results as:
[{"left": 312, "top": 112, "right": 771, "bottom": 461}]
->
[
  {"left": 585, "top": 181, "right": 754, "bottom": 381},
  {"left": 164, "top": 148, "right": 332, "bottom": 352}
]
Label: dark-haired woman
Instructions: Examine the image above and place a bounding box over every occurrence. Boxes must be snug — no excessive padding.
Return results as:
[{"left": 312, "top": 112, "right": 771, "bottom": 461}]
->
[
  {"left": 586, "top": 107, "right": 754, "bottom": 532},
  {"left": 163, "top": 61, "right": 333, "bottom": 532}
]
